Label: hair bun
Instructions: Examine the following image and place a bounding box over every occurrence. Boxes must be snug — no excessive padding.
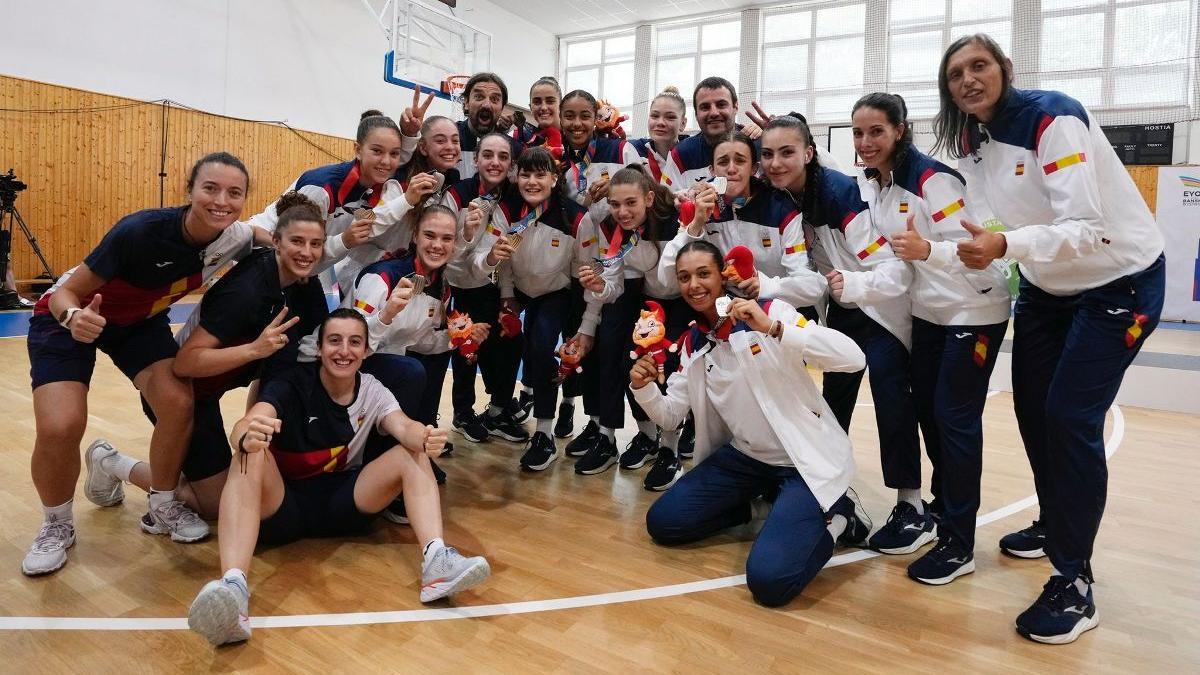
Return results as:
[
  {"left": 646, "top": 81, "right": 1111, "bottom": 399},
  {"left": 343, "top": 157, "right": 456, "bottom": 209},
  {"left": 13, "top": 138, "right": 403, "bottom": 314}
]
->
[
  {"left": 661, "top": 85, "right": 680, "bottom": 95},
  {"left": 360, "top": 109, "right": 384, "bottom": 121},
  {"left": 276, "top": 190, "right": 318, "bottom": 215}
]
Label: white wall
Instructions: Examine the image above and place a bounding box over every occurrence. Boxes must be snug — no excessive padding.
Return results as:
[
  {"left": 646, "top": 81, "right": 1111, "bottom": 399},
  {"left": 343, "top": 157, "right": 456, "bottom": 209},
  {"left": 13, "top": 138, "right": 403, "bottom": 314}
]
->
[{"left": 0, "top": 0, "right": 556, "bottom": 139}]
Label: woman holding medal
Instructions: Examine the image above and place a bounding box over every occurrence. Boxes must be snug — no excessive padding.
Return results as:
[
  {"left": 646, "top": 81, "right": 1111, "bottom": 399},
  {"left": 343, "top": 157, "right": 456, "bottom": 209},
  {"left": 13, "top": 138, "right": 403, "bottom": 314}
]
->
[
  {"left": 573, "top": 166, "right": 692, "bottom": 485},
  {"left": 473, "top": 147, "right": 591, "bottom": 472},
  {"left": 560, "top": 89, "right": 642, "bottom": 222},
  {"left": 441, "top": 133, "right": 529, "bottom": 445},
  {"left": 632, "top": 240, "right": 869, "bottom": 608}
]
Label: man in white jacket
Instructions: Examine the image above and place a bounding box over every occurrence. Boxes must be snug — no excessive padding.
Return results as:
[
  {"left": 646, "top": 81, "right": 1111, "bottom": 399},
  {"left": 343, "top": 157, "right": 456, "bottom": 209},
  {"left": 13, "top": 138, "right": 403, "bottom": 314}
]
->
[{"left": 631, "top": 240, "right": 870, "bottom": 607}]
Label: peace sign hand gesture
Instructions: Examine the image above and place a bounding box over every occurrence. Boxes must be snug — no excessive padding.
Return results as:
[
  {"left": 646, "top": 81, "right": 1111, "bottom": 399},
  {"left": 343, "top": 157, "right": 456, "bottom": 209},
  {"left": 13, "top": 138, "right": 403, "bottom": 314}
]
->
[
  {"left": 400, "top": 88, "right": 436, "bottom": 137},
  {"left": 250, "top": 307, "right": 301, "bottom": 359},
  {"left": 745, "top": 101, "right": 775, "bottom": 131}
]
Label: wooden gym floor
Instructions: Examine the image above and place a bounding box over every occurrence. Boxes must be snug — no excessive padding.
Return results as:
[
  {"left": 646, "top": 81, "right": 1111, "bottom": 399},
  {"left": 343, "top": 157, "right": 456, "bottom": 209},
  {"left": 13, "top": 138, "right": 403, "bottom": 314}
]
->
[{"left": 0, "top": 331, "right": 1197, "bottom": 673}]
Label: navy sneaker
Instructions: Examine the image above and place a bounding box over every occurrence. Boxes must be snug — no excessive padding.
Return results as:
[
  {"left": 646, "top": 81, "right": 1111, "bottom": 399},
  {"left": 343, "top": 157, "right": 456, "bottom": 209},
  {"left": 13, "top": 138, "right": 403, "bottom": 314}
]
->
[
  {"left": 678, "top": 415, "right": 695, "bottom": 459},
  {"left": 484, "top": 410, "right": 530, "bottom": 443},
  {"left": 826, "top": 491, "right": 870, "bottom": 547},
  {"left": 452, "top": 411, "right": 489, "bottom": 443},
  {"left": 1000, "top": 519, "right": 1047, "bottom": 559},
  {"left": 520, "top": 432, "right": 557, "bottom": 471},
  {"left": 553, "top": 400, "right": 575, "bottom": 439},
  {"left": 1015, "top": 576, "right": 1099, "bottom": 645},
  {"left": 575, "top": 434, "right": 618, "bottom": 475},
  {"left": 514, "top": 391, "right": 534, "bottom": 423},
  {"left": 907, "top": 539, "right": 975, "bottom": 585},
  {"left": 565, "top": 420, "right": 600, "bottom": 458},
  {"left": 619, "top": 432, "right": 658, "bottom": 470},
  {"left": 869, "top": 501, "right": 937, "bottom": 554},
  {"left": 643, "top": 449, "right": 682, "bottom": 491}
]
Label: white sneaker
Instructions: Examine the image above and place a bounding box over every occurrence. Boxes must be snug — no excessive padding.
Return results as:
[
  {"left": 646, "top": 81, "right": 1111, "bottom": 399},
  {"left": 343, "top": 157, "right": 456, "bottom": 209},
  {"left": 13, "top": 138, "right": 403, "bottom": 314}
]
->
[
  {"left": 420, "top": 546, "right": 491, "bottom": 603},
  {"left": 22, "top": 518, "right": 76, "bottom": 576},
  {"left": 140, "top": 499, "right": 210, "bottom": 542},
  {"left": 84, "top": 439, "right": 125, "bottom": 507},
  {"left": 188, "top": 579, "right": 251, "bottom": 646}
]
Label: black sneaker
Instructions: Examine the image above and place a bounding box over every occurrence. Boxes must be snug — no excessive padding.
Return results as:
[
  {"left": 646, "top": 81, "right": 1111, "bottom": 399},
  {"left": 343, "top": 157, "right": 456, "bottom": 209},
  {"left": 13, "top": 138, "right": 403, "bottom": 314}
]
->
[
  {"left": 431, "top": 459, "right": 447, "bottom": 485},
  {"left": 826, "top": 491, "right": 870, "bottom": 547},
  {"left": 678, "top": 415, "right": 695, "bottom": 459},
  {"left": 554, "top": 401, "right": 575, "bottom": 439},
  {"left": 452, "top": 412, "right": 489, "bottom": 443},
  {"left": 907, "top": 539, "right": 975, "bottom": 585},
  {"left": 619, "top": 432, "right": 658, "bottom": 470},
  {"left": 1000, "top": 519, "right": 1047, "bottom": 559},
  {"left": 382, "top": 499, "right": 409, "bottom": 525},
  {"left": 574, "top": 434, "right": 618, "bottom": 475},
  {"left": 514, "top": 391, "right": 534, "bottom": 422},
  {"left": 643, "top": 449, "right": 682, "bottom": 491},
  {"left": 484, "top": 410, "right": 530, "bottom": 442},
  {"left": 1015, "top": 576, "right": 1099, "bottom": 645},
  {"left": 565, "top": 420, "right": 600, "bottom": 458},
  {"left": 520, "top": 432, "right": 558, "bottom": 471},
  {"left": 868, "top": 501, "right": 937, "bottom": 555}
]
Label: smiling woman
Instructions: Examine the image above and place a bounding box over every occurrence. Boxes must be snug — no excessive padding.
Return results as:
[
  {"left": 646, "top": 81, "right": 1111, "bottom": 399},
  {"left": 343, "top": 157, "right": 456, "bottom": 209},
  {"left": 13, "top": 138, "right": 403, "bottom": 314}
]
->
[{"left": 20, "top": 152, "right": 255, "bottom": 577}]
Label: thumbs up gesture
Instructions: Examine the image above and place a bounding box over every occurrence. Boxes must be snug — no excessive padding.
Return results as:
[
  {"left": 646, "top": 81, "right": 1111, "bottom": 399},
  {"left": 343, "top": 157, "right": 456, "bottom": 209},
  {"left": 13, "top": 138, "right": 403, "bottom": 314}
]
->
[
  {"left": 956, "top": 218, "right": 1006, "bottom": 269},
  {"left": 70, "top": 294, "right": 108, "bottom": 343},
  {"left": 891, "top": 214, "right": 931, "bottom": 262}
]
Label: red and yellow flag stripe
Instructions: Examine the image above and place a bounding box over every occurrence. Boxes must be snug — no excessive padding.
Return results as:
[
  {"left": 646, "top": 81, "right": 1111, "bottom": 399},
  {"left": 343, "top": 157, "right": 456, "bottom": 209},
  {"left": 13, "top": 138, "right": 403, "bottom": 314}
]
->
[
  {"left": 354, "top": 299, "right": 376, "bottom": 314},
  {"left": 931, "top": 198, "right": 965, "bottom": 223},
  {"left": 856, "top": 235, "right": 888, "bottom": 260},
  {"left": 1042, "top": 152, "right": 1087, "bottom": 174},
  {"left": 1125, "top": 313, "right": 1149, "bottom": 348},
  {"left": 784, "top": 242, "right": 807, "bottom": 255},
  {"left": 973, "top": 334, "right": 989, "bottom": 368}
]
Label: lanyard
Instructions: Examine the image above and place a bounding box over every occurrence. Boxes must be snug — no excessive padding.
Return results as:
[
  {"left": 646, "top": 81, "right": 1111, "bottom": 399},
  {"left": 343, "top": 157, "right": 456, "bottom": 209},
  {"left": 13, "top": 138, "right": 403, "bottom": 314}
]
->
[
  {"left": 595, "top": 223, "right": 643, "bottom": 269},
  {"left": 573, "top": 140, "right": 597, "bottom": 192},
  {"left": 510, "top": 203, "right": 545, "bottom": 237}
]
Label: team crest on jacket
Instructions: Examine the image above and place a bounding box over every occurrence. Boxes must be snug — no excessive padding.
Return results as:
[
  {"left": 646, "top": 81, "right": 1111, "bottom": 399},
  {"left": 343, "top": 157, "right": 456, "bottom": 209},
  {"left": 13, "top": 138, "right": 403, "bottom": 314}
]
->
[
  {"left": 1015, "top": 161, "right": 1025, "bottom": 176},
  {"left": 898, "top": 201, "right": 909, "bottom": 214}
]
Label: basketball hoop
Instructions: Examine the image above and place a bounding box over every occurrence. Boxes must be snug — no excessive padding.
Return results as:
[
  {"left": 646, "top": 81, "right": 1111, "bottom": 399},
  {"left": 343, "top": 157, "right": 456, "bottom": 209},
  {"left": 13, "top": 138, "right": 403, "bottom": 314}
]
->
[{"left": 442, "top": 74, "right": 470, "bottom": 101}]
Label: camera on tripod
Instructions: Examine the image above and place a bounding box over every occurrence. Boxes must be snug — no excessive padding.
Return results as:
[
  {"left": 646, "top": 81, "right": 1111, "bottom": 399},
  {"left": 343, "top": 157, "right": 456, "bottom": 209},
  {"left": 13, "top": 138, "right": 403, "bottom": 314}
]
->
[
  {"left": 0, "top": 168, "right": 55, "bottom": 309},
  {"left": 0, "top": 169, "right": 28, "bottom": 208}
]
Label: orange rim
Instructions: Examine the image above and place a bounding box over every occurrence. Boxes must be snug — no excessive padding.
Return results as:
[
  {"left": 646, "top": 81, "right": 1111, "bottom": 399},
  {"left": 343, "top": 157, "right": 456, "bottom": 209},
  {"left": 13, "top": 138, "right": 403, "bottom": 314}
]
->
[{"left": 441, "top": 74, "right": 470, "bottom": 96}]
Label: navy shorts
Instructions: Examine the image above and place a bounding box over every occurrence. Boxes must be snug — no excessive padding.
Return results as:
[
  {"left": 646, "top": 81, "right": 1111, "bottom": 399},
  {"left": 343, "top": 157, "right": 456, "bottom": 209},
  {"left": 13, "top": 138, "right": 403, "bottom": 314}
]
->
[
  {"left": 142, "top": 395, "right": 232, "bottom": 482},
  {"left": 258, "top": 468, "right": 379, "bottom": 546},
  {"left": 27, "top": 312, "right": 179, "bottom": 389}
]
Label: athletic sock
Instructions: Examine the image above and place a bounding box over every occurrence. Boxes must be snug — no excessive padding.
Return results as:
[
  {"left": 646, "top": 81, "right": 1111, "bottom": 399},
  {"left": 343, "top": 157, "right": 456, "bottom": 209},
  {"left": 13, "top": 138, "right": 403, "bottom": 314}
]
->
[
  {"left": 599, "top": 426, "right": 615, "bottom": 442},
  {"left": 1051, "top": 566, "right": 1090, "bottom": 595},
  {"left": 100, "top": 452, "right": 141, "bottom": 483},
  {"left": 827, "top": 514, "right": 848, "bottom": 540},
  {"left": 660, "top": 429, "right": 680, "bottom": 452},
  {"left": 486, "top": 404, "right": 504, "bottom": 418},
  {"left": 636, "top": 419, "right": 657, "bottom": 438},
  {"left": 422, "top": 537, "right": 446, "bottom": 563},
  {"left": 222, "top": 568, "right": 250, "bottom": 599},
  {"left": 536, "top": 418, "right": 553, "bottom": 436},
  {"left": 561, "top": 396, "right": 577, "bottom": 407},
  {"left": 897, "top": 488, "right": 923, "bottom": 513},
  {"left": 43, "top": 499, "right": 74, "bottom": 524},
  {"left": 149, "top": 489, "right": 176, "bottom": 511},
  {"left": 589, "top": 415, "right": 600, "bottom": 425},
  {"left": 521, "top": 384, "right": 533, "bottom": 395}
]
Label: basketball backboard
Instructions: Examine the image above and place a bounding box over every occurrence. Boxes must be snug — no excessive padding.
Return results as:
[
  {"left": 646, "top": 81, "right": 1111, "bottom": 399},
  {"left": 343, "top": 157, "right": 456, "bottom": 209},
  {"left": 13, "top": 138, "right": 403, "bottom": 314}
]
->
[{"left": 365, "top": 0, "right": 492, "bottom": 101}]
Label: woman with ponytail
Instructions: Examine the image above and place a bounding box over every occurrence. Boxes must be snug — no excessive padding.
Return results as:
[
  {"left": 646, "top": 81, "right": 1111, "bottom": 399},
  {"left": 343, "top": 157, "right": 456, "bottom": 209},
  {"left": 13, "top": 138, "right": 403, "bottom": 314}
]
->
[
  {"left": 573, "top": 165, "right": 698, "bottom": 488},
  {"left": 629, "top": 87, "right": 689, "bottom": 186},
  {"left": 852, "top": 92, "right": 1010, "bottom": 585},
  {"left": 756, "top": 113, "right": 932, "bottom": 557}
]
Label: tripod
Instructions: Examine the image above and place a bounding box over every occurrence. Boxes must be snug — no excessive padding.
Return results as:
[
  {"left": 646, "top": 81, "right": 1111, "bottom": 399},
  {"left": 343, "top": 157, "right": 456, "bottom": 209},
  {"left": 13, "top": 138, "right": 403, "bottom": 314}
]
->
[{"left": 0, "top": 192, "right": 55, "bottom": 310}]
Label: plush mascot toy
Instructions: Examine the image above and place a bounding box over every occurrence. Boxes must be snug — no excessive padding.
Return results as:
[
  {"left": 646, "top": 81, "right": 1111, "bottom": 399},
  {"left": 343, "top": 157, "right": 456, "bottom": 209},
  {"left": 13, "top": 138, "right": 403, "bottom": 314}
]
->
[
  {"left": 595, "top": 100, "right": 628, "bottom": 139},
  {"left": 629, "top": 300, "right": 677, "bottom": 384},
  {"left": 447, "top": 310, "right": 482, "bottom": 363},
  {"left": 528, "top": 125, "right": 565, "bottom": 165},
  {"left": 498, "top": 305, "right": 523, "bottom": 338},
  {"left": 554, "top": 339, "right": 584, "bottom": 384},
  {"left": 721, "top": 245, "right": 757, "bottom": 298}
]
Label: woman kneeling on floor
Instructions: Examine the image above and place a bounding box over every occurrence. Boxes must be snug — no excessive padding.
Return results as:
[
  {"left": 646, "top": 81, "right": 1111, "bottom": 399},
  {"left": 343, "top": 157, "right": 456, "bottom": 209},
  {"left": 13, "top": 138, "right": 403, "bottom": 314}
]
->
[{"left": 632, "top": 240, "right": 869, "bottom": 607}]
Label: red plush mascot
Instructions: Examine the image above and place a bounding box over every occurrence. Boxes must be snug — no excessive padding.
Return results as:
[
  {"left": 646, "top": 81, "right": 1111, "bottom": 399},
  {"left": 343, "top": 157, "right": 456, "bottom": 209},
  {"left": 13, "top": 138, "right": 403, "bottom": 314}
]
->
[{"left": 629, "top": 301, "right": 677, "bottom": 384}]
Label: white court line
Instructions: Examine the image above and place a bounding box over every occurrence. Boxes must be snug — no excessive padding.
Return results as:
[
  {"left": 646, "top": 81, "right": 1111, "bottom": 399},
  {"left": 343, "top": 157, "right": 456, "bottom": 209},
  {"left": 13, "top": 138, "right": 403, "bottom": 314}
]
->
[{"left": 0, "top": 400, "right": 1125, "bottom": 633}]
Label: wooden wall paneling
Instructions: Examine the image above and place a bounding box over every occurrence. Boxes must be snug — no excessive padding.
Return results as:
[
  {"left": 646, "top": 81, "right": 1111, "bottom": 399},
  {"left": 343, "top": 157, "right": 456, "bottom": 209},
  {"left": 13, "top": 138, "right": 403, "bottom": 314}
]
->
[{"left": 1, "top": 75, "right": 352, "bottom": 280}]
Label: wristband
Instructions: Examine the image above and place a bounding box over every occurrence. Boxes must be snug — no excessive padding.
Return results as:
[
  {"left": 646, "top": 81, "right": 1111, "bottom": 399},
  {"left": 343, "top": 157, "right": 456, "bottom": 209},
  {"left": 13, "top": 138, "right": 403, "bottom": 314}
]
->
[
  {"left": 768, "top": 320, "right": 783, "bottom": 341},
  {"left": 59, "top": 306, "right": 82, "bottom": 329}
]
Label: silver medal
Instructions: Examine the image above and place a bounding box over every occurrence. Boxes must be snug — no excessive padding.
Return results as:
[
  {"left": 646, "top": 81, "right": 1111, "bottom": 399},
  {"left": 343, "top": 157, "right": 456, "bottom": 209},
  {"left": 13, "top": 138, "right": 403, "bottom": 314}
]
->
[{"left": 715, "top": 296, "right": 731, "bottom": 318}]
